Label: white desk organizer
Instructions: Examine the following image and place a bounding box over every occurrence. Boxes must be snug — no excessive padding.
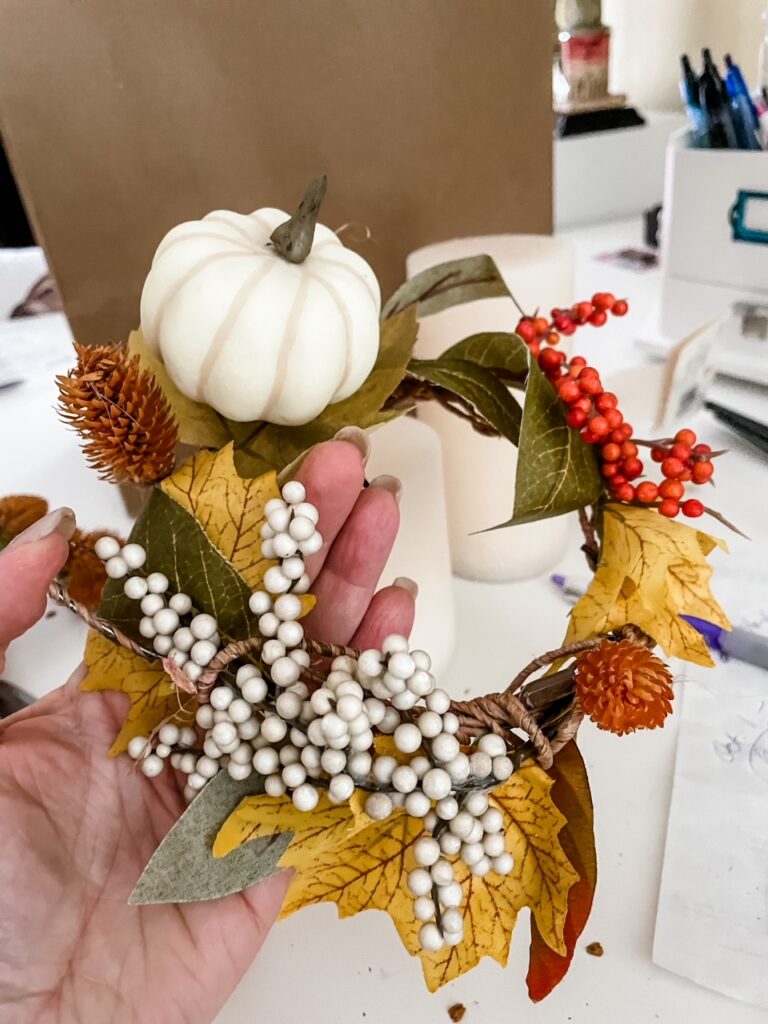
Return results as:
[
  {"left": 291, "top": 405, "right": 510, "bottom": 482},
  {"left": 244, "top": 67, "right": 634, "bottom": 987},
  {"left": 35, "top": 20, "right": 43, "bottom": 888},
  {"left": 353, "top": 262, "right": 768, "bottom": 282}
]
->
[
  {"left": 648, "top": 129, "right": 768, "bottom": 386},
  {"left": 662, "top": 128, "right": 768, "bottom": 293}
]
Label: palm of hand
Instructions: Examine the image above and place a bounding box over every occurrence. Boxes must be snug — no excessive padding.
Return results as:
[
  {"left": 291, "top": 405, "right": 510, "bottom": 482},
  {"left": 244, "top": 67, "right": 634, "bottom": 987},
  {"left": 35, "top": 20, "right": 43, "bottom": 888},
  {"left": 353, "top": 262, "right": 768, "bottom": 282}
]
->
[
  {"left": 0, "top": 675, "right": 287, "bottom": 1024},
  {"left": 0, "top": 441, "right": 412, "bottom": 1024}
]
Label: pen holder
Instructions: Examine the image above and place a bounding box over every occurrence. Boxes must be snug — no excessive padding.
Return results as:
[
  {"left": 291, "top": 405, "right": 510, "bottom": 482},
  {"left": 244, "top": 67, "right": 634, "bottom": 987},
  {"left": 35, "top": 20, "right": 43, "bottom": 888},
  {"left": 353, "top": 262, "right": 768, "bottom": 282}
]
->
[{"left": 662, "top": 128, "right": 768, "bottom": 293}]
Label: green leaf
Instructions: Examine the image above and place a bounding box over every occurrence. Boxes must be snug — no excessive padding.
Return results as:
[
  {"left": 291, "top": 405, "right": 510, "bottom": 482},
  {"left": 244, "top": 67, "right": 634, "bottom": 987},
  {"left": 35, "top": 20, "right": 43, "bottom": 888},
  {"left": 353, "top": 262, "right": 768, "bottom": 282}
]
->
[
  {"left": 406, "top": 357, "right": 522, "bottom": 445},
  {"left": 233, "top": 308, "right": 418, "bottom": 477},
  {"left": 130, "top": 772, "right": 292, "bottom": 904},
  {"left": 127, "top": 329, "right": 232, "bottom": 450},
  {"left": 499, "top": 354, "right": 601, "bottom": 527},
  {"left": 441, "top": 331, "right": 529, "bottom": 384},
  {"left": 381, "top": 254, "right": 511, "bottom": 321},
  {"left": 100, "top": 488, "right": 253, "bottom": 641}
]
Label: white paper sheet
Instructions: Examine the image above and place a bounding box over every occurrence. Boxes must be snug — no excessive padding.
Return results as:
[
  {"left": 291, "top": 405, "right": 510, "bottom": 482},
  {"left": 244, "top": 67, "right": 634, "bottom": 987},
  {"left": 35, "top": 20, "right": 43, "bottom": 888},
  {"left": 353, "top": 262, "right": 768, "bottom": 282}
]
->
[
  {"left": 654, "top": 649, "right": 768, "bottom": 1008},
  {"left": 0, "top": 312, "right": 74, "bottom": 388}
]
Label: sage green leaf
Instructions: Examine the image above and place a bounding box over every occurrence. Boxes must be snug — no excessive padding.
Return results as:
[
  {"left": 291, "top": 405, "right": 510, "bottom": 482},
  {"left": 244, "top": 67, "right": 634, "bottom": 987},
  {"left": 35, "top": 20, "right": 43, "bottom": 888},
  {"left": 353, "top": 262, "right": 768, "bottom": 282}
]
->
[
  {"left": 441, "top": 331, "right": 529, "bottom": 384},
  {"left": 127, "top": 329, "right": 231, "bottom": 450},
  {"left": 381, "top": 254, "right": 510, "bottom": 321},
  {"left": 233, "top": 308, "right": 418, "bottom": 477},
  {"left": 499, "top": 354, "right": 601, "bottom": 527},
  {"left": 406, "top": 358, "right": 522, "bottom": 444},
  {"left": 100, "top": 488, "right": 253, "bottom": 641},
  {"left": 129, "top": 772, "right": 292, "bottom": 904}
]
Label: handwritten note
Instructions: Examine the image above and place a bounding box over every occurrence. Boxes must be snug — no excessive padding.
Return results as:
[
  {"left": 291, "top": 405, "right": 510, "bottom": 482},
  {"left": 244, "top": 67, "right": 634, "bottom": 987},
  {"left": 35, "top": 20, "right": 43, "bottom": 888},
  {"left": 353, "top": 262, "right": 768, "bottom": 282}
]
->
[{"left": 653, "top": 671, "right": 768, "bottom": 1010}]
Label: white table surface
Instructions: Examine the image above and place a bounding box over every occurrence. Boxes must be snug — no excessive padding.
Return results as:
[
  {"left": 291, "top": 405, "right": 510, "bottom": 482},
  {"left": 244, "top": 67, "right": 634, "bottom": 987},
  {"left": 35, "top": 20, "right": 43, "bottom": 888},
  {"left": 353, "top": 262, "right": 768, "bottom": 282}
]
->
[{"left": 2, "top": 222, "right": 767, "bottom": 1024}]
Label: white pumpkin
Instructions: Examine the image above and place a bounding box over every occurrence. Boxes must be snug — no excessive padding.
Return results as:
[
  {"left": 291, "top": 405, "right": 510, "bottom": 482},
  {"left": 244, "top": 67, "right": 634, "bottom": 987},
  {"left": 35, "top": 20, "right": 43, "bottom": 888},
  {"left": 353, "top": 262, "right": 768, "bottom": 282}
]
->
[{"left": 139, "top": 206, "right": 381, "bottom": 425}]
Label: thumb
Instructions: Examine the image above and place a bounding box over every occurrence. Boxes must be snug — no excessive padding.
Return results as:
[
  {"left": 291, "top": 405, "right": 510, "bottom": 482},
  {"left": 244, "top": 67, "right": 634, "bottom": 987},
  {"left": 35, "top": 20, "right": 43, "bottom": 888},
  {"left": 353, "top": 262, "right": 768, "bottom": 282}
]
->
[{"left": 0, "top": 507, "right": 75, "bottom": 672}]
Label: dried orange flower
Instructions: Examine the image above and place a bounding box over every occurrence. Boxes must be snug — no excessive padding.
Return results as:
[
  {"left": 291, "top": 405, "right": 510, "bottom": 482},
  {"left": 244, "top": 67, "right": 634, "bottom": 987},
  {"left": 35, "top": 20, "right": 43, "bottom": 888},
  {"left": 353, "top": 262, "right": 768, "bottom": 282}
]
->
[
  {"left": 0, "top": 495, "right": 49, "bottom": 544},
  {"left": 575, "top": 639, "right": 674, "bottom": 736},
  {"left": 64, "top": 528, "right": 125, "bottom": 611},
  {"left": 57, "top": 342, "right": 178, "bottom": 485}
]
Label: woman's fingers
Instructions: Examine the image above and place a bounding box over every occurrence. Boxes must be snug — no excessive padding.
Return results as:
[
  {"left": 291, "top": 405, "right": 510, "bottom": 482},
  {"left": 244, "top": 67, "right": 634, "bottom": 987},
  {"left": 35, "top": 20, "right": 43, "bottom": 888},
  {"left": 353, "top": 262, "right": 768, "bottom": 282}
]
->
[
  {"left": 301, "top": 479, "right": 400, "bottom": 644},
  {"left": 350, "top": 580, "right": 417, "bottom": 649},
  {"left": 0, "top": 508, "right": 75, "bottom": 673},
  {"left": 293, "top": 436, "right": 367, "bottom": 582}
]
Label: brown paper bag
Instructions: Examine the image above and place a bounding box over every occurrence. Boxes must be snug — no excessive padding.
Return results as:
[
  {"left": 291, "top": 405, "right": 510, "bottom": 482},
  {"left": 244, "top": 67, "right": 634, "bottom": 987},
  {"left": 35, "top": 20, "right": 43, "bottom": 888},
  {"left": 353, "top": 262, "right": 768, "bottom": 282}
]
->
[{"left": 0, "top": 0, "right": 553, "bottom": 343}]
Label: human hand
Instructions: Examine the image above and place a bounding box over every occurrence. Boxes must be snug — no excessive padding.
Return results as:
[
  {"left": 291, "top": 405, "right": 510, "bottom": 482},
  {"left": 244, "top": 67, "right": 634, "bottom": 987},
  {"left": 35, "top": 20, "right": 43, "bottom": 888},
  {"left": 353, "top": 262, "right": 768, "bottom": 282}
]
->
[{"left": 0, "top": 437, "right": 414, "bottom": 1024}]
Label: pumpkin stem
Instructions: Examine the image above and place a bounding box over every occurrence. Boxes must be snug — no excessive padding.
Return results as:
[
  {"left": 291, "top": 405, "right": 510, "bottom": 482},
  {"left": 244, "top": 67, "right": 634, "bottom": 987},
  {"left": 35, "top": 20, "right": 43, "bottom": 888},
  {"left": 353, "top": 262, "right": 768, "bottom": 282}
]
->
[{"left": 270, "top": 175, "right": 328, "bottom": 264}]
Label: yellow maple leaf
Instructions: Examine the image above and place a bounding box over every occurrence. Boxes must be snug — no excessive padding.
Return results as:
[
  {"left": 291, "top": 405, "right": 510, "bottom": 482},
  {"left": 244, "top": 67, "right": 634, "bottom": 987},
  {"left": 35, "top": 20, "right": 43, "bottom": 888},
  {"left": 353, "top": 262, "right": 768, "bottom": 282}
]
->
[
  {"left": 214, "top": 762, "right": 577, "bottom": 992},
  {"left": 567, "top": 504, "right": 730, "bottom": 666},
  {"left": 81, "top": 631, "right": 194, "bottom": 754},
  {"left": 418, "top": 763, "right": 578, "bottom": 990},
  {"left": 160, "top": 443, "right": 314, "bottom": 614},
  {"left": 214, "top": 792, "right": 367, "bottom": 868}
]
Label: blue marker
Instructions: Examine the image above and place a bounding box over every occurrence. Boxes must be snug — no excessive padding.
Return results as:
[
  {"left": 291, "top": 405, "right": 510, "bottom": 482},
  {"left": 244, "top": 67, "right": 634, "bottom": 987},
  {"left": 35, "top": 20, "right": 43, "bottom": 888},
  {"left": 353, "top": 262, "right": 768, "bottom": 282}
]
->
[{"left": 725, "top": 54, "right": 762, "bottom": 150}]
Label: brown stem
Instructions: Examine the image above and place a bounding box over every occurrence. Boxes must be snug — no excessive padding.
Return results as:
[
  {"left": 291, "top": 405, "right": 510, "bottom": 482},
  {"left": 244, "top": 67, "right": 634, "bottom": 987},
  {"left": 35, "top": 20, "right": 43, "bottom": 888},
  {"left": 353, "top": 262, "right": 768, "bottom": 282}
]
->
[
  {"left": 48, "top": 578, "right": 155, "bottom": 660},
  {"left": 505, "top": 636, "right": 604, "bottom": 695},
  {"left": 578, "top": 506, "right": 599, "bottom": 572},
  {"left": 270, "top": 175, "right": 328, "bottom": 264},
  {"left": 49, "top": 577, "right": 653, "bottom": 772},
  {"left": 384, "top": 378, "right": 501, "bottom": 437},
  {"left": 196, "top": 634, "right": 359, "bottom": 700}
]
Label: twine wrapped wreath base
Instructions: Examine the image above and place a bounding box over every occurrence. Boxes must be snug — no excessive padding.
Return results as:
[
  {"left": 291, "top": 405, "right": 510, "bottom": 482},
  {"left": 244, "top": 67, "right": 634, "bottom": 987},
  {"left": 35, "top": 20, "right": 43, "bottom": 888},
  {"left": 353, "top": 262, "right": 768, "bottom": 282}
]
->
[{"left": 49, "top": 578, "right": 654, "bottom": 776}]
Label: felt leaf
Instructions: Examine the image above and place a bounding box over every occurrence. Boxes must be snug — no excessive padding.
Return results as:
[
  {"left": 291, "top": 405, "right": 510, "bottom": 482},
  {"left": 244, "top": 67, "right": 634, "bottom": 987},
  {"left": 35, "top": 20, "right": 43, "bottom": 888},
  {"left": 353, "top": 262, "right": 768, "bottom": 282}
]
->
[
  {"left": 81, "top": 631, "right": 192, "bottom": 755},
  {"left": 127, "top": 329, "right": 231, "bottom": 449},
  {"left": 406, "top": 358, "right": 522, "bottom": 444},
  {"left": 232, "top": 308, "right": 418, "bottom": 477},
  {"left": 130, "top": 772, "right": 292, "bottom": 905},
  {"left": 499, "top": 353, "right": 602, "bottom": 527},
  {"left": 527, "top": 741, "right": 596, "bottom": 1001},
  {"left": 381, "top": 254, "right": 511, "bottom": 321},
  {"left": 269, "top": 761, "right": 576, "bottom": 992},
  {"left": 566, "top": 504, "right": 730, "bottom": 666},
  {"left": 99, "top": 488, "right": 254, "bottom": 641},
  {"left": 440, "top": 331, "right": 529, "bottom": 384}
]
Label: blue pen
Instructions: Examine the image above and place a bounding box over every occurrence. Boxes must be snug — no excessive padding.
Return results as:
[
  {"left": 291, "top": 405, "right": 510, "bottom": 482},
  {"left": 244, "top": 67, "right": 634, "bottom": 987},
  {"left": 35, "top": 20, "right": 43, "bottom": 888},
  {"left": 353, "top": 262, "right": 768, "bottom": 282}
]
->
[
  {"left": 724, "top": 54, "right": 762, "bottom": 150},
  {"left": 550, "top": 574, "right": 768, "bottom": 672}
]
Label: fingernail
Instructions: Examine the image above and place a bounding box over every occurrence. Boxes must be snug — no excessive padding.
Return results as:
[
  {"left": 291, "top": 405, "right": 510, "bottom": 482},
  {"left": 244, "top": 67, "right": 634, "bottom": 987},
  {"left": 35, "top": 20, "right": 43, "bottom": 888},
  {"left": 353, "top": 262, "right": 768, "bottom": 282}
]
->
[
  {"left": 333, "top": 426, "right": 370, "bottom": 463},
  {"left": 369, "top": 474, "right": 402, "bottom": 503},
  {"left": 393, "top": 576, "right": 419, "bottom": 598},
  {"left": 8, "top": 507, "right": 76, "bottom": 548}
]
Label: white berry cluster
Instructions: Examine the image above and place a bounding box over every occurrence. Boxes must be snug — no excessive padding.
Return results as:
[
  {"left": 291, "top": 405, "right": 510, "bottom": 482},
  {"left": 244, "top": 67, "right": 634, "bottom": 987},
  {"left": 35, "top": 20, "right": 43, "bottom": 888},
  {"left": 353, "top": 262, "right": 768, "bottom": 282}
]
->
[
  {"left": 406, "top": 774, "right": 512, "bottom": 952},
  {"left": 98, "top": 478, "right": 517, "bottom": 953},
  {"left": 94, "top": 533, "right": 221, "bottom": 687}
]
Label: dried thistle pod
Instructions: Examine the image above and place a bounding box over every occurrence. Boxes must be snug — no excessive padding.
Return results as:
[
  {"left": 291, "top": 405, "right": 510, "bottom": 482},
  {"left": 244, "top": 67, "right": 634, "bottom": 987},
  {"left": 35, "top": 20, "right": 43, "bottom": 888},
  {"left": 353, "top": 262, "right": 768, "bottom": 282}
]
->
[
  {"left": 0, "top": 494, "right": 49, "bottom": 544},
  {"left": 63, "top": 529, "right": 125, "bottom": 611},
  {"left": 574, "top": 638, "right": 674, "bottom": 735},
  {"left": 57, "top": 342, "right": 178, "bottom": 486}
]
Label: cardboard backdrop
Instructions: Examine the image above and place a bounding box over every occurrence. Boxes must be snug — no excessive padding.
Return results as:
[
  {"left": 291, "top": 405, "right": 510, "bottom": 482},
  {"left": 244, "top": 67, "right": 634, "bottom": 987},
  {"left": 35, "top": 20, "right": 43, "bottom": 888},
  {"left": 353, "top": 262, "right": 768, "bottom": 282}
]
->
[{"left": 0, "top": 1, "right": 553, "bottom": 344}]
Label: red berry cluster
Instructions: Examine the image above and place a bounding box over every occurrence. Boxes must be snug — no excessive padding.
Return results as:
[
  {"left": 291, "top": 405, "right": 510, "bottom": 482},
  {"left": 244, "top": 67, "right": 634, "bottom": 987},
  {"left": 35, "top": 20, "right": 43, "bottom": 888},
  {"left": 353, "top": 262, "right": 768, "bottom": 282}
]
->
[
  {"left": 515, "top": 294, "right": 716, "bottom": 520},
  {"left": 516, "top": 292, "right": 628, "bottom": 359}
]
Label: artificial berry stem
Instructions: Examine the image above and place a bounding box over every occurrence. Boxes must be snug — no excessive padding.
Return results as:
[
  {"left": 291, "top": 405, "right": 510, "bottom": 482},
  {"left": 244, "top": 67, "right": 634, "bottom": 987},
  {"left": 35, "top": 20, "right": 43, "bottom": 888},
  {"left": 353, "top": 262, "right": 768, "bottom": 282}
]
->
[{"left": 515, "top": 293, "right": 721, "bottom": 522}]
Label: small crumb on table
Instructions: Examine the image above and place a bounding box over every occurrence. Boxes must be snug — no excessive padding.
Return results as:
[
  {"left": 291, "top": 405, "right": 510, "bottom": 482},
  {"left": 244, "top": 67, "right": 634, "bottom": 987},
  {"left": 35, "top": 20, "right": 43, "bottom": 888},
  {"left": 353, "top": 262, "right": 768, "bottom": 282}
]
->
[
  {"left": 448, "top": 1003, "right": 466, "bottom": 1022},
  {"left": 586, "top": 941, "right": 604, "bottom": 957}
]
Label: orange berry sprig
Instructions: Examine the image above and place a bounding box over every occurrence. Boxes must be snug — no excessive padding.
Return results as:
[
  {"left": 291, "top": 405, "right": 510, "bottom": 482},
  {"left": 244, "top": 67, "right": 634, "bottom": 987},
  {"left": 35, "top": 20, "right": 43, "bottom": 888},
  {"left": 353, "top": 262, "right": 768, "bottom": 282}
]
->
[
  {"left": 515, "top": 292, "right": 628, "bottom": 358},
  {"left": 515, "top": 294, "right": 719, "bottom": 521}
]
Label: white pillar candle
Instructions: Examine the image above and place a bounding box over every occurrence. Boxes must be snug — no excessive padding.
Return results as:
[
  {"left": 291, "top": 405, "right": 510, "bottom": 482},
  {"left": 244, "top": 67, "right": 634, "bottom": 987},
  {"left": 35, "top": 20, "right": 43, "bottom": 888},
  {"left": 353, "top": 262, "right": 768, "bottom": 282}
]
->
[
  {"left": 406, "top": 235, "right": 575, "bottom": 582},
  {"left": 366, "top": 416, "right": 455, "bottom": 676}
]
